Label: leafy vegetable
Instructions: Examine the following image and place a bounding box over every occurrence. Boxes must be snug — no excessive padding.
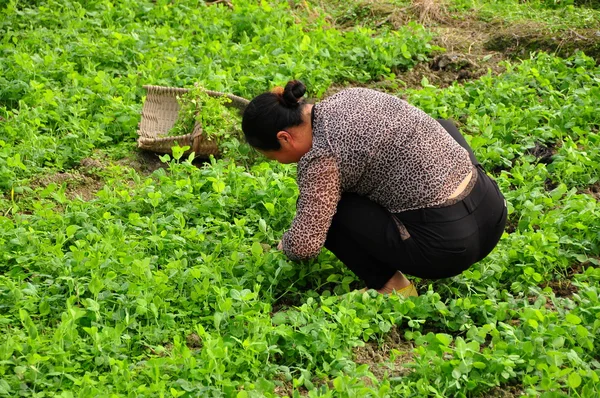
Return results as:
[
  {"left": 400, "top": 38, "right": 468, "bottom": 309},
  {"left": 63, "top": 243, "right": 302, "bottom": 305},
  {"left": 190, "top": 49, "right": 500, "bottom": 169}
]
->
[{"left": 1, "top": 0, "right": 599, "bottom": 396}]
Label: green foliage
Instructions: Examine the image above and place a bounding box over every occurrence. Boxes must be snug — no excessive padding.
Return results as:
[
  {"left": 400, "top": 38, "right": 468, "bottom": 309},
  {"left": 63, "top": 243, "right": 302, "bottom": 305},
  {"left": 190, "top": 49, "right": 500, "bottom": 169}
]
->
[
  {"left": 170, "top": 86, "right": 242, "bottom": 151},
  {"left": 447, "top": 0, "right": 600, "bottom": 28},
  {"left": 0, "top": 0, "right": 437, "bottom": 192},
  {"left": 1, "top": 0, "right": 600, "bottom": 396},
  {"left": 408, "top": 52, "right": 600, "bottom": 173}
]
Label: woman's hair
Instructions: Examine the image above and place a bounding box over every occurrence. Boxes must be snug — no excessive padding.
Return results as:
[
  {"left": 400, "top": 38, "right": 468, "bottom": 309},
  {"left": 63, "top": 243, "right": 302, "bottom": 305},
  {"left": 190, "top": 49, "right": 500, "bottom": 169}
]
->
[{"left": 242, "top": 80, "right": 307, "bottom": 151}]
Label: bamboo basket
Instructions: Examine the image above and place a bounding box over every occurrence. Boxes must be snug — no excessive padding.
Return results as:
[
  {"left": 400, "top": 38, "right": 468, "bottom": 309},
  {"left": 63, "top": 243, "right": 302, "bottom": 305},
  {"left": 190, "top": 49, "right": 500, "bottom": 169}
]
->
[{"left": 137, "top": 85, "right": 250, "bottom": 156}]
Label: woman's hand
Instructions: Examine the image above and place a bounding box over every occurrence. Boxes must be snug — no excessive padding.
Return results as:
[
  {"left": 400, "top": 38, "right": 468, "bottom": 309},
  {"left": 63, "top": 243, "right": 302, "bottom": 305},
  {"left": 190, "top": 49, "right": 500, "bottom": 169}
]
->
[{"left": 277, "top": 241, "right": 283, "bottom": 251}]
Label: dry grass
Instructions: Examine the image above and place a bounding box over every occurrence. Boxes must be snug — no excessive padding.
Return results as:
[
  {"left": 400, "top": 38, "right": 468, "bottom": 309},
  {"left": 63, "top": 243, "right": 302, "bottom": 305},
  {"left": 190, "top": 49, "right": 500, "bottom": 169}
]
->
[{"left": 410, "top": 0, "right": 449, "bottom": 25}]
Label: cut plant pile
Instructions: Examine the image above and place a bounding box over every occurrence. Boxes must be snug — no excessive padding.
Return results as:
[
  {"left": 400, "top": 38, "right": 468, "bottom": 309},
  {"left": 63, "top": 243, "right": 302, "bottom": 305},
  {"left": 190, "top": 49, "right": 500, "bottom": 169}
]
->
[{"left": 1, "top": 0, "right": 600, "bottom": 397}]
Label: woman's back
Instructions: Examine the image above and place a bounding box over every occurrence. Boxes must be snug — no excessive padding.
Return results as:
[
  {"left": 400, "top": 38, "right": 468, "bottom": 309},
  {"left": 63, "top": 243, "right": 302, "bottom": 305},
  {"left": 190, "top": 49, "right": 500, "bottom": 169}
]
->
[{"left": 306, "top": 88, "right": 473, "bottom": 212}]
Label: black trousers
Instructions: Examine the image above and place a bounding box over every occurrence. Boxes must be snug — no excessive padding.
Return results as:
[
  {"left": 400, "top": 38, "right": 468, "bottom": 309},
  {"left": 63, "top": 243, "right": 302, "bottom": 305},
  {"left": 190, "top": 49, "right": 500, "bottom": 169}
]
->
[{"left": 324, "top": 120, "right": 507, "bottom": 289}]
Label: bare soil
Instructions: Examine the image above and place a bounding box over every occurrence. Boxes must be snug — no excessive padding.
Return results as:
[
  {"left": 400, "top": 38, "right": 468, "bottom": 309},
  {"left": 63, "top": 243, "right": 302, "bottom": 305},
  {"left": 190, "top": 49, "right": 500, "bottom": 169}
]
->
[
  {"left": 323, "top": 3, "right": 600, "bottom": 96},
  {"left": 582, "top": 181, "right": 600, "bottom": 201},
  {"left": 544, "top": 279, "right": 579, "bottom": 297},
  {"left": 526, "top": 141, "right": 558, "bottom": 165},
  {"left": 352, "top": 327, "right": 414, "bottom": 380},
  {"left": 479, "top": 384, "right": 524, "bottom": 398},
  {"left": 485, "top": 24, "right": 600, "bottom": 62},
  {"left": 538, "top": 261, "right": 596, "bottom": 298},
  {"left": 116, "top": 150, "right": 169, "bottom": 175},
  {"left": 32, "top": 169, "right": 104, "bottom": 201}
]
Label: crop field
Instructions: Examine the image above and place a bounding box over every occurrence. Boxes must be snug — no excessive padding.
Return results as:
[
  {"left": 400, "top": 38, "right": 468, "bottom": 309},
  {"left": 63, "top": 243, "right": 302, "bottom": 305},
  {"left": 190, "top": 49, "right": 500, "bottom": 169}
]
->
[{"left": 1, "top": 0, "right": 599, "bottom": 397}]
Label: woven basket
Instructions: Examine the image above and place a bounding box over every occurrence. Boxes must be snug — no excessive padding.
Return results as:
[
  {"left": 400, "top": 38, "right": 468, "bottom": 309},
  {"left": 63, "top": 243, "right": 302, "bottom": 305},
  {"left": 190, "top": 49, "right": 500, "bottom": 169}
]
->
[{"left": 137, "top": 85, "right": 250, "bottom": 156}]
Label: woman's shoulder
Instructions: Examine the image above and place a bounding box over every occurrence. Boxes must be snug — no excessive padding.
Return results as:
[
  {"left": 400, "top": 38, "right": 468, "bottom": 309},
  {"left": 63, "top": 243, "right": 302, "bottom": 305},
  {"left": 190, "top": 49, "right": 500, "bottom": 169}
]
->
[
  {"left": 319, "top": 87, "right": 405, "bottom": 112},
  {"left": 325, "top": 87, "right": 385, "bottom": 100}
]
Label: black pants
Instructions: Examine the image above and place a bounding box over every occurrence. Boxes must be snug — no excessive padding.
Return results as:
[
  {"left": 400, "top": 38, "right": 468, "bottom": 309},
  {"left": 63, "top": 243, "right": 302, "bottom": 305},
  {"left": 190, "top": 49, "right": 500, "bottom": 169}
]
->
[{"left": 324, "top": 120, "right": 507, "bottom": 289}]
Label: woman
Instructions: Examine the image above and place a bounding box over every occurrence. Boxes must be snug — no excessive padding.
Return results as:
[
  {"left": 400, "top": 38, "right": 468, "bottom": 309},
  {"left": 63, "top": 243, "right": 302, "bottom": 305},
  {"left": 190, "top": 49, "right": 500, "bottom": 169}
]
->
[{"left": 242, "top": 80, "right": 507, "bottom": 297}]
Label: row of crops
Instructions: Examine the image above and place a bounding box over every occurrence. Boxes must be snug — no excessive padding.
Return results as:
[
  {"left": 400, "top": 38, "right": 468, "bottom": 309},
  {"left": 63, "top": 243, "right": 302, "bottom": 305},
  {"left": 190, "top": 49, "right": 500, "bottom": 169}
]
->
[{"left": 1, "top": 0, "right": 599, "bottom": 397}]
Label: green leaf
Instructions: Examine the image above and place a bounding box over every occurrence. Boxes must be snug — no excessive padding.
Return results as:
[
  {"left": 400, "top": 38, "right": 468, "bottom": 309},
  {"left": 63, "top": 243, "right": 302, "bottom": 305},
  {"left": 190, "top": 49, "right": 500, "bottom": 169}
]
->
[
  {"left": 566, "top": 313, "right": 582, "bottom": 325},
  {"left": 39, "top": 300, "right": 50, "bottom": 316},
  {"left": 0, "top": 378, "right": 12, "bottom": 394},
  {"left": 401, "top": 43, "right": 411, "bottom": 59},
  {"left": 568, "top": 372, "right": 582, "bottom": 388},
  {"left": 271, "top": 312, "right": 287, "bottom": 325},
  {"left": 84, "top": 298, "right": 100, "bottom": 312},
  {"left": 212, "top": 180, "right": 225, "bottom": 193},
  {"left": 473, "top": 362, "right": 486, "bottom": 369},
  {"left": 88, "top": 277, "right": 104, "bottom": 296},
  {"left": 333, "top": 377, "right": 344, "bottom": 392},
  {"left": 436, "top": 333, "right": 452, "bottom": 346},
  {"left": 300, "top": 35, "right": 311, "bottom": 52},
  {"left": 251, "top": 241, "right": 263, "bottom": 257}
]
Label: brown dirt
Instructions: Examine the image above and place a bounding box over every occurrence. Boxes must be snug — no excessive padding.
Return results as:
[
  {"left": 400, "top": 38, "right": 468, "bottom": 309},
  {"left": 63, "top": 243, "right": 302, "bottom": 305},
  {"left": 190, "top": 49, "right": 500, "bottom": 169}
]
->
[
  {"left": 544, "top": 280, "right": 579, "bottom": 297},
  {"left": 581, "top": 182, "right": 600, "bottom": 201},
  {"left": 116, "top": 149, "right": 215, "bottom": 176},
  {"left": 353, "top": 327, "right": 414, "bottom": 380},
  {"left": 116, "top": 150, "right": 168, "bottom": 175},
  {"left": 186, "top": 333, "right": 202, "bottom": 349},
  {"left": 479, "top": 384, "right": 524, "bottom": 398},
  {"left": 538, "top": 262, "right": 590, "bottom": 298},
  {"left": 526, "top": 142, "right": 557, "bottom": 165},
  {"left": 545, "top": 178, "right": 559, "bottom": 192},
  {"left": 324, "top": 5, "right": 600, "bottom": 95},
  {"left": 430, "top": 21, "right": 508, "bottom": 78},
  {"left": 527, "top": 294, "right": 557, "bottom": 311},
  {"left": 273, "top": 374, "right": 307, "bottom": 397},
  {"left": 32, "top": 170, "right": 104, "bottom": 201},
  {"left": 322, "top": 19, "right": 509, "bottom": 95},
  {"left": 504, "top": 216, "right": 517, "bottom": 234},
  {"left": 485, "top": 23, "right": 600, "bottom": 62}
]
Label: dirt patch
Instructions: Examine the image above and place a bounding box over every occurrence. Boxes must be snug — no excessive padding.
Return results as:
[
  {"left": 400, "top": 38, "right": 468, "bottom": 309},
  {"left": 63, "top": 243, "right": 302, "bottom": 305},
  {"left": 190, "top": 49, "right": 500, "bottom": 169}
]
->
[
  {"left": 538, "top": 260, "right": 596, "bottom": 297},
  {"left": 116, "top": 150, "right": 169, "bottom": 175},
  {"left": 479, "top": 384, "right": 524, "bottom": 398},
  {"left": 314, "top": 0, "right": 456, "bottom": 31},
  {"left": 316, "top": 1, "right": 598, "bottom": 95},
  {"left": 186, "top": 333, "right": 202, "bottom": 349},
  {"left": 273, "top": 374, "right": 307, "bottom": 397},
  {"left": 32, "top": 170, "right": 104, "bottom": 201},
  {"left": 144, "top": 342, "right": 173, "bottom": 357},
  {"left": 417, "top": 21, "right": 509, "bottom": 88},
  {"left": 545, "top": 178, "right": 559, "bottom": 192},
  {"left": 353, "top": 327, "right": 414, "bottom": 380},
  {"left": 541, "top": 279, "right": 578, "bottom": 298},
  {"left": 323, "top": 51, "right": 499, "bottom": 95},
  {"left": 79, "top": 157, "right": 104, "bottom": 169},
  {"left": 526, "top": 142, "right": 557, "bottom": 165},
  {"left": 485, "top": 24, "right": 600, "bottom": 62},
  {"left": 527, "top": 295, "right": 556, "bottom": 311},
  {"left": 320, "top": 15, "right": 509, "bottom": 94},
  {"left": 581, "top": 181, "right": 600, "bottom": 201},
  {"left": 396, "top": 53, "right": 497, "bottom": 90},
  {"left": 504, "top": 214, "right": 517, "bottom": 234},
  {"left": 116, "top": 149, "right": 216, "bottom": 176}
]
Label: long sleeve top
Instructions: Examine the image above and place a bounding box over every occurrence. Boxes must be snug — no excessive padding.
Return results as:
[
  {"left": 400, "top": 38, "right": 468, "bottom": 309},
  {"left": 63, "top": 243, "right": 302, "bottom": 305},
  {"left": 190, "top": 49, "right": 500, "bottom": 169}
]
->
[{"left": 281, "top": 88, "right": 472, "bottom": 261}]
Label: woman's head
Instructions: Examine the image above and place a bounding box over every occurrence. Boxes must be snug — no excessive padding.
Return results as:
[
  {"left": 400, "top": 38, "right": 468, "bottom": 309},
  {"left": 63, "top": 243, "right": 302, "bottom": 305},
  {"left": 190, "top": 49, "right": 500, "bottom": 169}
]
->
[{"left": 242, "top": 80, "right": 313, "bottom": 163}]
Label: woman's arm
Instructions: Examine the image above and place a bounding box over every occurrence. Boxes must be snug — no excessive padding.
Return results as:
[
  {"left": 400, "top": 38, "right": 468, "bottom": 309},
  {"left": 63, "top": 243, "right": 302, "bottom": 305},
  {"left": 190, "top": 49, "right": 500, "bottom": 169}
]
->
[{"left": 281, "top": 156, "right": 341, "bottom": 261}]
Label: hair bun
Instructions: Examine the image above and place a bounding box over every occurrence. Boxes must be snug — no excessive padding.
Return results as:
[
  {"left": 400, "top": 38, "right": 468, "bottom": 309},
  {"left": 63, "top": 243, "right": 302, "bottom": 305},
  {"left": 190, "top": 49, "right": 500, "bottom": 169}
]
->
[{"left": 282, "top": 80, "right": 306, "bottom": 108}]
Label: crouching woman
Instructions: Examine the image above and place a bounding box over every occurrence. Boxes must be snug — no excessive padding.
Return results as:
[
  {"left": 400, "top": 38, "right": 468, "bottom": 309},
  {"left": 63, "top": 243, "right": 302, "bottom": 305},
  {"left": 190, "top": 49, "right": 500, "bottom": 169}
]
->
[{"left": 241, "top": 80, "right": 507, "bottom": 296}]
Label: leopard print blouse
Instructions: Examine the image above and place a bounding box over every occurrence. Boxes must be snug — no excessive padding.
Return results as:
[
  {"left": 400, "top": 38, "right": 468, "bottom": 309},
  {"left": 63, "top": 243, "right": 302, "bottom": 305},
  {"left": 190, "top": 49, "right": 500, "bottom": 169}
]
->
[{"left": 281, "top": 88, "right": 472, "bottom": 261}]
